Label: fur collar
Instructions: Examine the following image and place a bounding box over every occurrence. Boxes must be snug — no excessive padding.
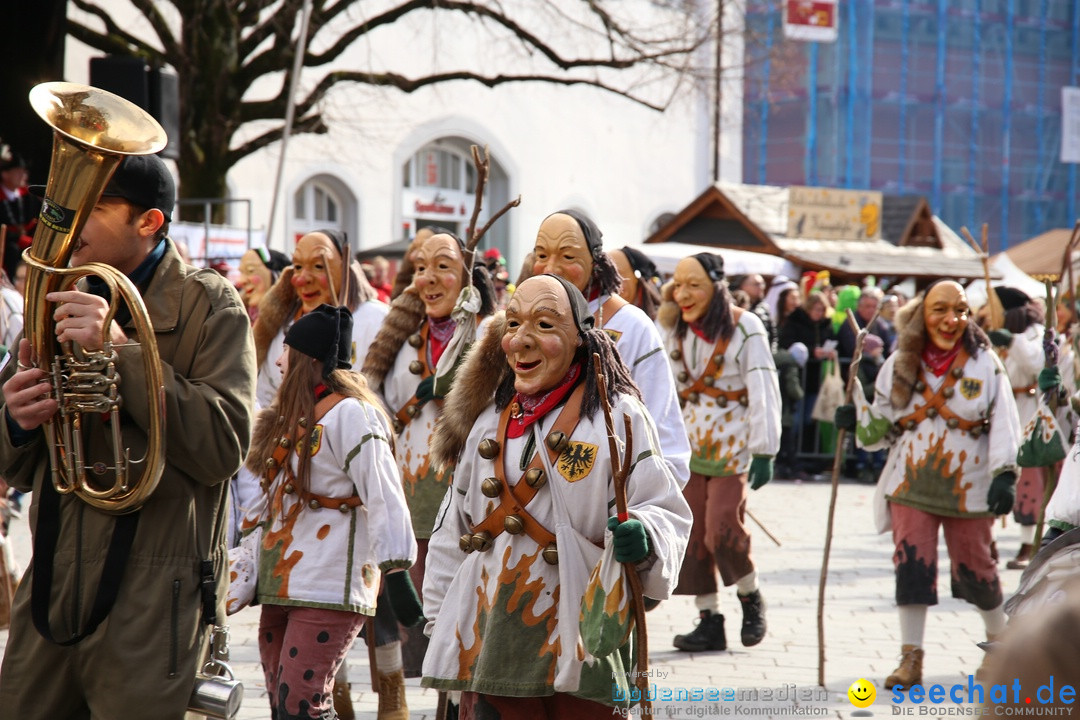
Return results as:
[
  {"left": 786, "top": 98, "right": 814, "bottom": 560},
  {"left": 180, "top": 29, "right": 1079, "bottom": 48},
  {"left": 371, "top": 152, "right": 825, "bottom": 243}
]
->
[
  {"left": 431, "top": 313, "right": 509, "bottom": 471},
  {"left": 890, "top": 296, "right": 926, "bottom": 408},
  {"left": 253, "top": 267, "right": 299, "bottom": 370}
]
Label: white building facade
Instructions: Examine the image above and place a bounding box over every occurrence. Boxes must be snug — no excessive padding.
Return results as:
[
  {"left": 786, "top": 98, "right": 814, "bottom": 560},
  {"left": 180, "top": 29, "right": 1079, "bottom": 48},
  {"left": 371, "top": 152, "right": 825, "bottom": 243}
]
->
[{"left": 63, "top": 2, "right": 746, "bottom": 271}]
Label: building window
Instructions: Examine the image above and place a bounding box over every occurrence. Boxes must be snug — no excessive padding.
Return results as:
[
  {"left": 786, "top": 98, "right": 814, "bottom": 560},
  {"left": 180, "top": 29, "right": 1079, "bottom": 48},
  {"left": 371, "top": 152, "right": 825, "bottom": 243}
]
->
[
  {"left": 404, "top": 146, "right": 473, "bottom": 192},
  {"left": 294, "top": 181, "right": 340, "bottom": 224}
]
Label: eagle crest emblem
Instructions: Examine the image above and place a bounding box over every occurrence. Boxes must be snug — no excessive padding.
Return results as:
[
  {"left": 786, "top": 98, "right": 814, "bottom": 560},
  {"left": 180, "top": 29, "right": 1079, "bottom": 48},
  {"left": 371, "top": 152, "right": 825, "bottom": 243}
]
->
[
  {"left": 558, "top": 441, "right": 598, "bottom": 482},
  {"left": 959, "top": 377, "right": 982, "bottom": 400}
]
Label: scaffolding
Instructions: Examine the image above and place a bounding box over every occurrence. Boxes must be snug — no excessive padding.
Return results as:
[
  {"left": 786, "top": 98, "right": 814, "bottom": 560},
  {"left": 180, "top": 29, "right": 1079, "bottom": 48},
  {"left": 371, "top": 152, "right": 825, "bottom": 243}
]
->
[{"left": 744, "top": 0, "right": 1080, "bottom": 252}]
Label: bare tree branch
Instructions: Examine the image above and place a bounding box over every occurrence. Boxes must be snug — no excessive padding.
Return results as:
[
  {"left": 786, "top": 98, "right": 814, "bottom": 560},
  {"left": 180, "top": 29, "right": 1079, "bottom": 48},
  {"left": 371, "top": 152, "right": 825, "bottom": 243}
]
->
[{"left": 226, "top": 114, "right": 328, "bottom": 166}]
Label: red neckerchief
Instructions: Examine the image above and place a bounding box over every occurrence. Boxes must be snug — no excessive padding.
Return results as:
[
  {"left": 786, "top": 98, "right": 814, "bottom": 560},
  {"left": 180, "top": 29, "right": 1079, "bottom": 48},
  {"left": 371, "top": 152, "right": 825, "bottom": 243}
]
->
[
  {"left": 427, "top": 315, "right": 457, "bottom": 367},
  {"left": 922, "top": 342, "right": 963, "bottom": 377},
  {"left": 587, "top": 285, "right": 601, "bottom": 302},
  {"left": 314, "top": 383, "right": 331, "bottom": 401},
  {"left": 690, "top": 322, "right": 712, "bottom": 342},
  {"left": 507, "top": 363, "right": 582, "bottom": 439}
]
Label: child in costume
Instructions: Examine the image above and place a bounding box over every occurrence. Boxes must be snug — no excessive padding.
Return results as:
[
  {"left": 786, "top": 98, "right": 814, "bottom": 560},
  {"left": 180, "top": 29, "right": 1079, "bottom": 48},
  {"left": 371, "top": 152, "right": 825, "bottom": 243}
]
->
[
  {"left": 422, "top": 274, "right": 691, "bottom": 718},
  {"left": 245, "top": 304, "right": 422, "bottom": 720}
]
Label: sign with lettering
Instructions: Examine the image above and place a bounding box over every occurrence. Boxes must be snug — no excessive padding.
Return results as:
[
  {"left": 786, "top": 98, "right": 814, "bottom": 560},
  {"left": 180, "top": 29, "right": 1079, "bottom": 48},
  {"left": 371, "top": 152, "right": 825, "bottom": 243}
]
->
[
  {"left": 402, "top": 189, "right": 470, "bottom": 221},
  {"left": 784, "top": 0, "right": 838, "bottom": 43},
  {"left": 787, "top": 186, "right": 882, "bottom": 241}
]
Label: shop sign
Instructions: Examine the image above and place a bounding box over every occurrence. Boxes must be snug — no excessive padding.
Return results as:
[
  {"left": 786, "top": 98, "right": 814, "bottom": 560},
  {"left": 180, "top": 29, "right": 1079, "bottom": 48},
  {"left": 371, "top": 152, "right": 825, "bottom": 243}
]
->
[{"left": 787, "top": 186, "right": 882, "bottom": 241}]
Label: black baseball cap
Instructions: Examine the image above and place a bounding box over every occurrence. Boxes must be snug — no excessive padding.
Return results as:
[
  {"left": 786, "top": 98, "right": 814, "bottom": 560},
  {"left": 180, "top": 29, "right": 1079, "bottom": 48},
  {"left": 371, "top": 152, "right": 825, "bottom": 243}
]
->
[{"left": 101, "top": 154, "right": 175, "bottom": 221}]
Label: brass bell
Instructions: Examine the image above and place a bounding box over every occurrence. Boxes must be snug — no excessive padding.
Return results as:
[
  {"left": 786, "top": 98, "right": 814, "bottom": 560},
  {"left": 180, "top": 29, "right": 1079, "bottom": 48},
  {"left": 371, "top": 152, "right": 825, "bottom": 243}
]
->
[
  {"left": 669, "top": 349, "right": 682, "bottom": 361},
  {"left": 459, "top": 534, "right": 475, "bottom": 553},
  {"left": 392, "top": 419, "right": 404, "bottom": 434},
  {"left": 914, "top": 380, "right": 926, "bottom": 392},
  {"left": 943, "top": 387, "right": 955, "bottom": 399},
  {"left": 713, "top": 354, "right": 726, "bottom": 367},
  {"left": 524, "top": 468, "right": 546, "bottom": 489},
  {"left": 542, "top": 542, "right": 559, "bottom": 565},
  {"left": 951, "top": 367, "right": 964, "bottom": 378},
  {"left": 926, "top": 407, "right": 938, "bottom": 418},
  {"left": 338, "top": 503, "right": 351, "bottom": 513},
  {"left": 265, "top": 457, "right": 277, "bottom": 470},
  {"left": 969, "top": 424, "right": 985, "bottom": 438},
  {"left": 284, "top": 482, "right": 295, "bottom": 494},
  {"left": 408, "top": 333, "right": 424, "bottom": 348},
  {"left": 905, "top": 420, "right": 916, "bottom": 431},
  {"left": 309, "top": 499, "right": 321, "bottom": 510},
  {"left": 504, "top": 514, "right": 524, "bottom": 535},
  {"left": 677, "top": 370, "right": 688, "bottom": 383},
  {"left": 470, "top": 531, "right": 493, "bottom": 552},
  {"left": 717, "top": 395, "right": 728, "bottom": 408},
  {"left": 703, "top": 375, "right": 715, "bottom": 388},
  {"left": 546, "top": 431, "right": 569, "bottom": 454},
  {"left": 406, "top": 404, "right": 420, "bottom": 418},
  {"left": 947, "top": 417, "right": 960, "bottom": 429},
  {"left": 687, "top": 392, "right": 700, "bottom": 405},
  {"left": 278, "top": 437, "right": 291, "bottom": 449},
  {"left": 298, "top": 417, "right": 308, "bottom": 428},
  {"left": 409, "top": 360, "right": 424, "bottom": 375},
  {"left": 739, "top": 394, "right": 749, "bottom": 407},
  {"left": 478, "top": 438, "right": 500, "bottom": 459},
  {"left": 481, "top": 477, "right": 502, "bottom": 498}
]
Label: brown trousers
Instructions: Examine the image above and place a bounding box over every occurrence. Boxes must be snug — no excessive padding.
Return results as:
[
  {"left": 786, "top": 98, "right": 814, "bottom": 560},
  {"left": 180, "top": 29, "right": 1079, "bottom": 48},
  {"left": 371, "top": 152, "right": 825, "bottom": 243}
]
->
[{"left": 674, "top": 472, "right": 754, "bottom": 595}]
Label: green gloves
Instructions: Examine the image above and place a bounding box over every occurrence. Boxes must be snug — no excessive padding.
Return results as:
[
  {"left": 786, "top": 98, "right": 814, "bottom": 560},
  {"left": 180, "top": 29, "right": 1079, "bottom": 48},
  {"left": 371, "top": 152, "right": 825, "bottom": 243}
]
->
[
  {"left": 1039, "top": 367, "right": 1063, "bottom": 393},
  {"left": 748, "top": 456, "right": 773, "bottom": 490},
  {"left": 834, "top": 404, "right": 857, "bottom": 432},
  {"left": 415, "top": 376, "right": 436, "bottom": 404},
  {"left": 988, "top": 329, "right": 1014, "bottom": 348},
  {"left": 385, "top": 571, "right": 425, "bottom": 627},
  {"left": 607, "top": 516, "right": 651, "bottom": 563},
  {"left": 987, "top": 471, "right": 1017, "bottom": 516}
]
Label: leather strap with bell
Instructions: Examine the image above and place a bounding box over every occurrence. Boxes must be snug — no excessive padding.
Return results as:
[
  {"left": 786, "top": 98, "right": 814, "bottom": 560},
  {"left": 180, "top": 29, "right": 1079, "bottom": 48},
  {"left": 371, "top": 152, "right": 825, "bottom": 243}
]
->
[
  {"left": 465, "top": 384, "right": 587, "bottom": 561},
  {"left": 264, "top": 392, "right": 363, "bottom": 511},
  {"left": 677, "top": 307, "right": 747, "bottom": 405},
  {"left": 893, "top": 348, "right": 988, "bottom": 435},
  {"left": 393, "top": 323, "right": 437, "bottom": 433}
]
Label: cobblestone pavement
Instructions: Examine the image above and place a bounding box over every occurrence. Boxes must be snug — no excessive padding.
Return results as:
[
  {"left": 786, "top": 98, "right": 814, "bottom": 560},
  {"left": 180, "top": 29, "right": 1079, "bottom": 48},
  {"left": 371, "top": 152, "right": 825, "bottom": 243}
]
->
[{"left": 0, "top": 476, "right": 1032, "bottom": 719}]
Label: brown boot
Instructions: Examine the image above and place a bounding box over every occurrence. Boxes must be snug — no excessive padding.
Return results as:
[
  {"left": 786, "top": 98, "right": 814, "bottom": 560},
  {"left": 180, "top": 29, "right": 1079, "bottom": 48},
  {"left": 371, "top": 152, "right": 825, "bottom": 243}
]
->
[
  {"left": 377, "top": 669, "right": 408, "bottom": 720},
  {"left": 1006, "top": 544, "right": 1034, "bottom": 570},
  {"left": 332, "top": 679, "right": 355, "bottom": 720},
  {"left": 885, "top": 645, "right": 924, "bottom": 689}
]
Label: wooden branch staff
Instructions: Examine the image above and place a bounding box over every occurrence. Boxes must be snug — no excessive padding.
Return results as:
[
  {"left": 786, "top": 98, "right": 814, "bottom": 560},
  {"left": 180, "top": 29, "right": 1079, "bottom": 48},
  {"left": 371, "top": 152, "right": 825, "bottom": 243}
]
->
[
  {"left": 463, "top": 145, "right": 521, "bottom": 268},
  {"left": 817, "top": 308, "right": 877, "bottom": 688},
  {"left": 593, "top": 353, "right": 650, "bottom": 715},
  {"left": 960, "top": 224, "right": 1004, "bottom": 331}
]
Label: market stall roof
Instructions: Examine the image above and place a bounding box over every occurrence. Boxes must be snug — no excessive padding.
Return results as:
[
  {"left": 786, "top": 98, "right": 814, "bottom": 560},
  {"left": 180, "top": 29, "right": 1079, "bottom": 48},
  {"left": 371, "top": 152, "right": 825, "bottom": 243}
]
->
[
  {"left": 1002, "top": 228, "right": 1074, "bottom": 279},
  {"left": 622, "top": 241, "right": 800, "bottom": 278},
  {"left": 643, "top": 182, "right": 990, "bottom": 280}
]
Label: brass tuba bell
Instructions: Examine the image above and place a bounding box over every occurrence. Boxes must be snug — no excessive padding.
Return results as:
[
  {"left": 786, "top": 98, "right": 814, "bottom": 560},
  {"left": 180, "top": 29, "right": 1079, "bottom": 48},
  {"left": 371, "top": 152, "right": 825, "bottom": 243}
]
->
[{"left": 24, "top": 82, "right": 168, "bottom": 514}]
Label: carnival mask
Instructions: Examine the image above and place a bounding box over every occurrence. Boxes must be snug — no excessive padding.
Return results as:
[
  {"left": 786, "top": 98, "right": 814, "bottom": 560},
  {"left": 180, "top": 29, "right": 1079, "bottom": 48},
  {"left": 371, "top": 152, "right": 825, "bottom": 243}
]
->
[
  {"left": 672, "top": 256, "right": 715, "bottom": 325},
  {"left": 291, "top": 232, "right": 344, "bottom": 314},
  {"left": 502, "top": 275, "right": 582, "bottom": 396},
  {"left": 413, "top": 233, "right": 465, "bottom": 319},
  {"left": 610, "top": 249, "right": 637, "bottom": 304},
  {"left": 923, "top": 281, "right": 969, "bottom": 352},
  {"left": 532, "top": 213, "right": 594, "bottom": 293},
  {"left": 236, "top": 248, "right": 273, "bottom": 310}
]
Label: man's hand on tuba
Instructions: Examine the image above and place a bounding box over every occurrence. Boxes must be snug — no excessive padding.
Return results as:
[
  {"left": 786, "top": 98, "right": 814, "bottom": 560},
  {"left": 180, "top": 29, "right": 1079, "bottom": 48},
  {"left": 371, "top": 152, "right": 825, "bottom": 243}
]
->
[
  {"left": 3, "top": 338, "right": 58, "bottom": 432},
  {"left": 48, "top": 290, "right": 128, "bottom": 352}
]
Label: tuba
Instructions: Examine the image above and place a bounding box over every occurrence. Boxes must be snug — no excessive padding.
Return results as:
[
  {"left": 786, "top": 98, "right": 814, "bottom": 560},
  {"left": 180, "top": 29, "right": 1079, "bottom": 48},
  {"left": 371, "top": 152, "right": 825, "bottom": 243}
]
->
[{"left": 24, "top": 82, "right": 167, "bottom": 513}]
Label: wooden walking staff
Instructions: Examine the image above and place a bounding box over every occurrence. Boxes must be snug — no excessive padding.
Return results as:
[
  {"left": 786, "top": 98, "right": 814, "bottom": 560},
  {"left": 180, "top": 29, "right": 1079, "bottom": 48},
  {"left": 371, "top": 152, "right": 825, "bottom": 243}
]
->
[
  {"left": 817, "top": 308, "right": 877, "bottom": 688},
  {"left": 463, "top": 145, "right": 521, "bottom": 269},
  {"left": 593, "top": 353, "right": 651, "bottom": 715},
  {"left": 960, "top": 224, "right": 1005, "bottom": 331}
]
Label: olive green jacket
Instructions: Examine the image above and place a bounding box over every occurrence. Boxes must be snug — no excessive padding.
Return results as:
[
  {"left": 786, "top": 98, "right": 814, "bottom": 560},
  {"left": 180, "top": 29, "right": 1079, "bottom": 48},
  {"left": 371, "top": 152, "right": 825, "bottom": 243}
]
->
[{"left": 0, "top": 241, "right": 256, "bottom": 719}]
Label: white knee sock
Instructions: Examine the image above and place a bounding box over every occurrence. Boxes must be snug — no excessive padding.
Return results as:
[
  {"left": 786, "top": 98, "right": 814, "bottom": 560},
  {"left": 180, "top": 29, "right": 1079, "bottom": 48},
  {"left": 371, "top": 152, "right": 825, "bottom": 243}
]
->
[
  {"left": 695, "top": 593, "right": 720, "bottom": 614},
  {"left": 375, "top": 640, "right": 403, "bottom": 675},
  {"left": 1019, "top": 524, "right": 1036, "bottom": 545},
  {"left": 898, "top": 605, "right": 928, "bottom": 647},
  {"left": 978, "top": 605, "right": 1007, "bottom": 637},
  {"left": 735, "top": 571, "right": 759, "bottom": 596}
]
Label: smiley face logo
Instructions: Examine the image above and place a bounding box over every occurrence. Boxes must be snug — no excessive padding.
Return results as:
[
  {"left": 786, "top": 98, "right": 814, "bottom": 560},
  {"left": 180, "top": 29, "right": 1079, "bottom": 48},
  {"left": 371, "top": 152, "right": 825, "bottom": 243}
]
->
[{"left": 848, "top": 678, "right": 876, "bottom": 709}]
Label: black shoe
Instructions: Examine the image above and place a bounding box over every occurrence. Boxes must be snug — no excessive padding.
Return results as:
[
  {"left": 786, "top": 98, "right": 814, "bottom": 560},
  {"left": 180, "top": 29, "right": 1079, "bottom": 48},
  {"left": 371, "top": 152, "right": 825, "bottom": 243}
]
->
[
  {"left": 738, "top": 590, "right": 767, "bottom": 647},
  {"left": 673, "top": 610, "right": 726, "bottom": 652}
]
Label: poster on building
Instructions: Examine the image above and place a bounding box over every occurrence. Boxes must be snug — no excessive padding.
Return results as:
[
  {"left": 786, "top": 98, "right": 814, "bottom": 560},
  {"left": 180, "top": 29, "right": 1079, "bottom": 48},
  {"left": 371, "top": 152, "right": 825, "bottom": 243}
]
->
[
  {"left": 787, "top": 186, "right": 882, "bottom": 241},
  {"left": 1062, "top": 87, "right": 1080, "bottom": 164},
  {"left": 784, "top": 0, "right": 839, "bottom": 42}
]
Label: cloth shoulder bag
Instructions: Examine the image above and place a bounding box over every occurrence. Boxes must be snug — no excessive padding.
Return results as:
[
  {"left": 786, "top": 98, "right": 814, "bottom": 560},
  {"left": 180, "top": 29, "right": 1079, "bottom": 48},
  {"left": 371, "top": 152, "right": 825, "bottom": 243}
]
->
[{"left": 811, "top": 359, "right": 845, "bottom": 423}]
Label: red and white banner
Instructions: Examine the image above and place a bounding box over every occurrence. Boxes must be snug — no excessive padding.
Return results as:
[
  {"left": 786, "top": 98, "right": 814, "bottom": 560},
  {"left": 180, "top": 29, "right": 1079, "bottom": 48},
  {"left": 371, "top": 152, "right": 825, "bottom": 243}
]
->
[{"left": 784, "top": 0, "right": 838, "bottom": 43}]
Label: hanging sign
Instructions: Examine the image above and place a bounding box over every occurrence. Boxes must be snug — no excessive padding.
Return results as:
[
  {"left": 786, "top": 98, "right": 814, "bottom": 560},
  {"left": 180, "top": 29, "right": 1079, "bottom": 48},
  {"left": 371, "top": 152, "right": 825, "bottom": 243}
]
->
[
  {"left": 787, "top": 186, "right": 882, "bottom": 241},
  {"left": 784, "top": 0, "right": 839, "bottom": 43},
  {"left": 1062, "top": 87, "right": 1080, "bottom": 164}
]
